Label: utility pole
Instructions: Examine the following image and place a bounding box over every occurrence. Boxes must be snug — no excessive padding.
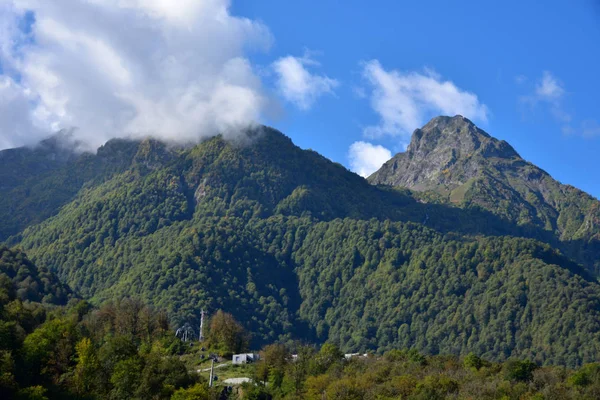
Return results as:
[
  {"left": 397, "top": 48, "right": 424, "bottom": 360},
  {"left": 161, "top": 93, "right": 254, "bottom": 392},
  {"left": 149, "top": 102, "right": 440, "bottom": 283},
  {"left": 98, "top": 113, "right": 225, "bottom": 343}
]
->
[
  {"left": 209, "top": 359, "right": 215, "bottom": 387},
  {"left": 199, "top": 309, "right": 207, "bottom": 342}
]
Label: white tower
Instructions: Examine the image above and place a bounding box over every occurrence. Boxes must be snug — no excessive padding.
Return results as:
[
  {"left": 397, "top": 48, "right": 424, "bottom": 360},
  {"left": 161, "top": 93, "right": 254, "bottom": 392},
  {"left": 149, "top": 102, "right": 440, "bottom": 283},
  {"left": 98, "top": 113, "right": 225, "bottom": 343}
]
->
[{"left": 199, "top": 309, "right": 207, "bottom": 342}]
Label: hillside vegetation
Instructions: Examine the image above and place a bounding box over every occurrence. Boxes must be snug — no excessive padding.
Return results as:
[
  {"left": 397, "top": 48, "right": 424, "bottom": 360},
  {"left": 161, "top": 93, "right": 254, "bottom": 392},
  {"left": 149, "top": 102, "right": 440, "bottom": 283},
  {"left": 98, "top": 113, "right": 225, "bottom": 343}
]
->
[
  {"left": 370, "top": 115, "right": 600, "bottom": 275},
  {"left": 2, "top": 126, "right": 599, "bottom": 367},
  {"left": 1, "top": 254, "right": 600, "bottom": 400}
]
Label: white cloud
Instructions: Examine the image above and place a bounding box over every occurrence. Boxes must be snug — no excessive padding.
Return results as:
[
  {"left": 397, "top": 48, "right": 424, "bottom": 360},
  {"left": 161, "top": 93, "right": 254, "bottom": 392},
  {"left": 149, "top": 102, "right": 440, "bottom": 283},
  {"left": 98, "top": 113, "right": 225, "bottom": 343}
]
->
[
  {"left": 535, "top": 71, "right": 564, "bottom": 101},
  {"left": 361, "top": 60, "right": 489, "bottom": 143},
  {"left": 562, "top": 120, "right": 600, "bottom": 139},
  {"left": 521, "top": 71, "right": 565, "bottom": 107},
  {"left": 521, "top": 71, "right": 598, "bottom": 139},
  {"left": 272, "top": 52, "right": 339, "bottom": 110},
  {"left": 0, "top": 76, "right": 45, "bottom": 149},
  {"left": 582, "top": 120, "right": 600, "bottom": 138},
  {"left": 0, "top": 0, "right": 273, "bottom": 150},
  {"left": 520, "top": 71, "right": 580, "bottom": 134},
  {"left": 348, "top": 140, "right": 392, "bottom": 177},
  {"left": 520, "top": 71, "right": 568, "bottom": 117}
]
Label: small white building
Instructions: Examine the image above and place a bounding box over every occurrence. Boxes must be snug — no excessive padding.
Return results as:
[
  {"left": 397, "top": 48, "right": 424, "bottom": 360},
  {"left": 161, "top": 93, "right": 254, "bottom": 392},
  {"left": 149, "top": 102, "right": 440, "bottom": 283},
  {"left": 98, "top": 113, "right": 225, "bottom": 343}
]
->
[
  {"left": 344, "top": 353, "right": 368, "bottom": 360},
  {"left": 232, "top": 353, "right": 260, "bottom": 364}
]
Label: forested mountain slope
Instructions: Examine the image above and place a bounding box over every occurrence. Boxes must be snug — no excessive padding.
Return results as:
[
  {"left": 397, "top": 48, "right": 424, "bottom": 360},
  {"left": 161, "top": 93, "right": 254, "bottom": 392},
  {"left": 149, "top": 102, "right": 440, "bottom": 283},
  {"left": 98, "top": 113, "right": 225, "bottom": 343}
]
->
[
  {"left": 369, "top": 115, "right": 600, "bottom": 275},
  {"left": 3, "top": 126, "right": 600, "bottom": 366},
  {"left": 0, "top": 135, "right": 143, "bottom": 241},
  {"left": 0, "top": 246, "right": 75, "bottom": 379},
  {"left": 0, "top": 245, "right": 73, "bottom": 306}
]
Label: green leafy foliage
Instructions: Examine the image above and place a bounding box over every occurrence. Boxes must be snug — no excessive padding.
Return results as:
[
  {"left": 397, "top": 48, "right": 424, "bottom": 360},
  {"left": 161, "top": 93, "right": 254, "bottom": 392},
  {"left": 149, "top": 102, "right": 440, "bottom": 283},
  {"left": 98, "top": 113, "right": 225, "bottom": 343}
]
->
[
  {"left": 0, "top": 246, "right": 72, "bottom": 306},
  {"left": 229, "top": 344, "right": 600, "bottom": 400},
  {"left": 206, "top": 310, "right": 250, "bottom": 356},
  {"left": 0, "top": 247, "right": 200, "bottom": 398},
  {"left": 0, "top": 136, "right": 142, "bottom": 242},
  {"left": 0, "top": 293, "right": 201, "bottom": 399},
  {"left": 4, "top": 127, "right": 600, "bottom": 368},
  {"left": 503, "top": 359, "right": 538, "bottom": 382},
  {"left": 369, "top": 115, "right": 600, "bottom": 275}
]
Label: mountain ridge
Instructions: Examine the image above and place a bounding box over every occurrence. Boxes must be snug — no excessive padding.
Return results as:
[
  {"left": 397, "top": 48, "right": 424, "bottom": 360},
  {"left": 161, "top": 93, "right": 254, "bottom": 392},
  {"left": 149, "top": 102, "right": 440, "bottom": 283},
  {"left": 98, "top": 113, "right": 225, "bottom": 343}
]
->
[
  {"left": 369, "top": 115, "right": 600, "bottom": 274},
  {"left": 2, "top": 123, "right": 600, "bottom": 366}
]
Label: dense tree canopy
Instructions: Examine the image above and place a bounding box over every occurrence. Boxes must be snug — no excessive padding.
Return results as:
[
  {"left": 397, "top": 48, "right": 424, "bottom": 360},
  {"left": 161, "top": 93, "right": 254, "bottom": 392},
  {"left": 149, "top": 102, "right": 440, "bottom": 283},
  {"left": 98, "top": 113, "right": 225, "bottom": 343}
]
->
[
  {"left": 0, "top": 291, "right": 198, "bottom": 399},
  {"left": 207, "top": 310, "right": 250, "bottom": 356},
  {"left": 244, "top": 344, "right": 600, "bottom": 400},
  {"left": 3, "top": 127, "right": 600, "bottom": 369}
]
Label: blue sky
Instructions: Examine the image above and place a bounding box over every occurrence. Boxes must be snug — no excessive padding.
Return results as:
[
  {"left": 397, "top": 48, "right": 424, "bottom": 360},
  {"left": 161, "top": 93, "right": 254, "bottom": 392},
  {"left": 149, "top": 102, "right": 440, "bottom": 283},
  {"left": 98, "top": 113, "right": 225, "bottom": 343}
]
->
[
  {"left": 234, "top": 0, "right": 600, "bottom": 197},
  {"left": 0, "top": 1, "right": 599, "bottom": 198}
]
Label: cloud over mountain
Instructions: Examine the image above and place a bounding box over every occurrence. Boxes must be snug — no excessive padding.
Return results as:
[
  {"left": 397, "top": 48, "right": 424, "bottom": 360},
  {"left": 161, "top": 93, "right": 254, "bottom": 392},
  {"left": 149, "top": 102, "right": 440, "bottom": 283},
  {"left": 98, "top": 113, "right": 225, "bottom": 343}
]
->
[
  {"left": 0, "top": 0, "right": 273, "bottom": 150},
  {"left": 345, "top": 60, "right": 488, "bottom": 177},
  {"left": 361, "top": 60, "right": 489, "bottom": 144},
  {"left": 348, "top": 140, "right": 392, "bottom": 177}
]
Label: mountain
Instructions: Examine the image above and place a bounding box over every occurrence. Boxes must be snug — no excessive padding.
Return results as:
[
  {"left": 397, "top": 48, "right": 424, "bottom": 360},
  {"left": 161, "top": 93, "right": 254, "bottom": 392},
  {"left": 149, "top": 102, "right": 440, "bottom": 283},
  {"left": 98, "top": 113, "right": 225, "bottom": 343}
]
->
[
  {"left": 2, "top": 125, "right": 600, "bottom": 366},
  {"left": 0, "top": 135, "right": 143, "bottom": 241},
  {"left": 369, "top": 115, "right": 600, "bottom": 275},
  {"left": 0, "top": 245, "right": 74, "bottom": 349},
  {"left": 0, "top": 245, "right": 73, "bottom": 306}
]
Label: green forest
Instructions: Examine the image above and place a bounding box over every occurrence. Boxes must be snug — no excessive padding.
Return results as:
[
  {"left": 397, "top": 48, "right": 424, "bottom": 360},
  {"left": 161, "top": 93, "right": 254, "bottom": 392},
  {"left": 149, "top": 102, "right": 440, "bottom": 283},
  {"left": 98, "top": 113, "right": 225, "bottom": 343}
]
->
[
  {"left": 4, "top": 129, "right": 599, "bottom": 365},
  {"left": 3, "top": 246, "right": 600, "bottom": 400},
  {"left": 2, "top": 125, "right": 600, "bottom": 399}
]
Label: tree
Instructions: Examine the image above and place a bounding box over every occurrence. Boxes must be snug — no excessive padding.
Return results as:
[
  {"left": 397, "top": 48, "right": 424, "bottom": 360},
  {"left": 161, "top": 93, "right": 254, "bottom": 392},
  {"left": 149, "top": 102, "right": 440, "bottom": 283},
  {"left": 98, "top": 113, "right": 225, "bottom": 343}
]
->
[
  {"left": 171, "top": 383, "right": 212, "bottom": 400},
  {"left": 504, "top": 359, "right": 538, "bottom": 382},
  {"left": 254, "top": 361, "right": 270, "bottom": 386},
  {"left": 261, "top": 343, "right": 289, "bottom": 370},
  {"left": 256, "top": 343, "right": 288, "bottom": 386},
  {"left": 0, "top": 350, "right": 17, "bottom": 398},
  {"left": 325, "top": 377, "right": 364, "bottom": 400},
  {"left": 414, "top": 375, "right": 459, "bottom": 399},
  {"left": 22, "top": 318, "right": 77, "bottom": 385},
  {"left": 16, "top": 386, "right": 48, "bottom": 400},
  {"left": 73, "top": 337, "right": 100, "bottom": 394},
  {"left": 463, "top": 353, "right": 483, "bottom": 371},
  {"left": 304, "top": 374, "right": 332, "bottom": 400},
  {"left": 206, "top": 310, "right": 249, "bottom": 356},
  {"left": 110, "top": 357, "right": 143, "bottom": 400},
  {"left": 282, "top": 345, "right": 315, "bottom": 395},
  {"left": 312, "top": 343, "right": 343, "bottom": 374},
  {"left": 568, "top": 363, "right": 600, "bottom": 388}
]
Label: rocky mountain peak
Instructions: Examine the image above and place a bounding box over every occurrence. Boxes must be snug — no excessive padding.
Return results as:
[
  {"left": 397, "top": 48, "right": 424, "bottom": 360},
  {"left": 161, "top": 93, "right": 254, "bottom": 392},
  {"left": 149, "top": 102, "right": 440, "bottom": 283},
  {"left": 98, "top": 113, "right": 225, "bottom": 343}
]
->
[
  {"left": 369, "top": 115, "right": 522, "bottom": 191},
  {"left": 406, "top": 115, "right": 518, "bottom": 159},
  {"left": 368, "top": 116, "right": 600, "bottom": 266}
]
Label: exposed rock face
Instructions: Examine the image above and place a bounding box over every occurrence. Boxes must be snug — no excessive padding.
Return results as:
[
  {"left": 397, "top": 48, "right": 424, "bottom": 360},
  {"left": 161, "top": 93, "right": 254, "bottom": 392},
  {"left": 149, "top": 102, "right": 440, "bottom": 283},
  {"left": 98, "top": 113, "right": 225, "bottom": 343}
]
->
[
  {"left": 369, "top": 115, "right": 600, "bottom": 271},
  {"left": 369, "top": 115, "right": 522, "bottom": 191}
]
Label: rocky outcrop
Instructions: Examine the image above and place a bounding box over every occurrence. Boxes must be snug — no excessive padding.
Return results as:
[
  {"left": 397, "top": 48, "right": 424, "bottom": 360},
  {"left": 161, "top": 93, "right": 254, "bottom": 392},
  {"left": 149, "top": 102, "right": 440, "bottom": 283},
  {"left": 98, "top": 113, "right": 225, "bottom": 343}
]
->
[
  {"left": 368, "top": 115, "right": 522, "bottom": 191},
  {"left": 369, "top": 115, "right": 600, "bottom": 273}
]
